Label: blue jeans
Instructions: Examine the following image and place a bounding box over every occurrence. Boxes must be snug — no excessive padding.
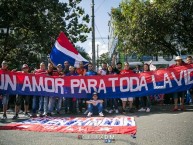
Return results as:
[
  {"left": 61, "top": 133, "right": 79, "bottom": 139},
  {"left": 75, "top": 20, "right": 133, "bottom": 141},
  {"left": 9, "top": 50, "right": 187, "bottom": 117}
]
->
[
  {"left": 2, "top": 94, "right": 9, "bottom": 105},
  {"left": 44, "top": 96, "right": 49, "bottom": 114},
  {"left": 48, "top": 97, "right": 62, "bottom": 113},
  {"left": 32, "top": 96, "right": 44, "bottom": 114},
  {"left": 88, "top": 103, "right": 103, "bottom": 113}
]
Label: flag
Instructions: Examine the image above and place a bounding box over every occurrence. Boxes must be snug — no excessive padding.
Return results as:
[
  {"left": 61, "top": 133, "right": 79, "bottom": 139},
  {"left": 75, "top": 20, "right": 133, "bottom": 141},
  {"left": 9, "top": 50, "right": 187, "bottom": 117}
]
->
[{"left": 50, "top": 32, "right": 88, "bottom": 67}]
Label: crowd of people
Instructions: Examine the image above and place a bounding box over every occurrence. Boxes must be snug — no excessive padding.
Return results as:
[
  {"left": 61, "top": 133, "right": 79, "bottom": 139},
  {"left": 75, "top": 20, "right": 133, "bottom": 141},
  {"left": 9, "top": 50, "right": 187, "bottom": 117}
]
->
[{"left": 0, "top": 55, "right": 193, "bottom": 119}]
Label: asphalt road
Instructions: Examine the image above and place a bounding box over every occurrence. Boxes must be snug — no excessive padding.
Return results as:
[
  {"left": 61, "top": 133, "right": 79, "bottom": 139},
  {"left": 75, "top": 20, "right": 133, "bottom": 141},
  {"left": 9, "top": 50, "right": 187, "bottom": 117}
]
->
[{"left": 0, "top": 105, "right": 193, "bottom": 145}]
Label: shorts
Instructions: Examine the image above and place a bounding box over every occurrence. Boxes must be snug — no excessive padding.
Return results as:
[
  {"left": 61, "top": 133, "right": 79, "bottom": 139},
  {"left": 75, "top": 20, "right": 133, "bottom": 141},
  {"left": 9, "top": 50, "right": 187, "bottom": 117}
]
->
[
  {"left": 173, "top": 91, "right": 185, "bottom": 99},
  {"left": 2, "top": 94, "right": 9, "bottom": 105},
  {"left": 15, "top": 95, "right": 30, "bottom": 106},
  {"left": 121, "top": 97, "right": 133, "bottom": 102}
]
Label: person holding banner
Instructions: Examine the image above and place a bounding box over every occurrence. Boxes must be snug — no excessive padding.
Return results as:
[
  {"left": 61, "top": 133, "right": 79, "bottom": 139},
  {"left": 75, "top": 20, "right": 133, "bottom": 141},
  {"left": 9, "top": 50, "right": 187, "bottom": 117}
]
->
[
  {"left": 98, "top": 62, "right": 109, "bottom": 113},
  {"left": 76, "top": 61, "right": 87, "bottom": 113},
  {"left": 85, "top": 63, "right": 98, "bottom": 76},
  {"left": 120, "top": 62, "right": 135, "bottom": 114},
  {"left": 63, "top": 61, "right": 70, "bottom": 75},
  {"left": 0, "top": 61, "right": 10, "bottom": 119},
  {"left": 66, "top": 66, "right": 78, "bottom": 114},
  {"left": 84, "top": 63, "right": 98, "bottom": 115},
  {"left": 76, "top": 61, "right": 86, "bottom": 76},
  {"left": 31, "top": 62, "right": 47, "bottom": 117},
  {"left": 12, "top": 64, "right": 30, "bottom": 119},
  {"left": 138, "top": 63, "right": 151, "bottom": 112},
  {"left": 107, "top": 65, "right": 119, "bottom": 114},
  {"left": 169, "top": 56, "right": 187, "bottom": 111},
  {"left": 86, "top": 92, "right": 104, "bottom": 117},
  {"left": 186, "top": 56, "right": 193, "bottom": 103},
  {"left": 112, "top": 55, "right": 122, "bottom": 74},
  {"left": 47, "top": 64, "right": 64, "bottom": 116}
]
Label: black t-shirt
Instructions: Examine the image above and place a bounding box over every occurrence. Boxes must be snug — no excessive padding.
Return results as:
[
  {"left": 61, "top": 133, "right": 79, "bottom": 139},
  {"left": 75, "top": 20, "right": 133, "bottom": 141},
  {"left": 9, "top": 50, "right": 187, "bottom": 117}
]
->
[{"left": 113, "top": 67, "right": 121, "bottom": 74}]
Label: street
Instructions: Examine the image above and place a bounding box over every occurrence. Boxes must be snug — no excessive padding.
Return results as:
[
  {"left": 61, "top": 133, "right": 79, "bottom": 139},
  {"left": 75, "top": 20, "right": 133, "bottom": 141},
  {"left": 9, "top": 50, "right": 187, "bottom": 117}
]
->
[{"left": 0, "top": 105, "right": 193, "bottom": 145}]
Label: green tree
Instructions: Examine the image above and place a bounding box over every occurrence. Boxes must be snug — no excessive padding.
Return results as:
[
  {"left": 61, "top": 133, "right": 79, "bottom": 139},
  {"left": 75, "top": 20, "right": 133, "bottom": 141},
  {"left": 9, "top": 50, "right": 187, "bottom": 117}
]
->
[
  {"left": 111, "top": 0, "right": 193, "bottom": 57},
  {"left": 76, "top": 46, "right": 91, "bottom": 61},
  {"left": 97, "top": 52, "right": 110, "bottom": 67},
  {"left": 0, "top": 0, "right": 91, "bottom": 69}
]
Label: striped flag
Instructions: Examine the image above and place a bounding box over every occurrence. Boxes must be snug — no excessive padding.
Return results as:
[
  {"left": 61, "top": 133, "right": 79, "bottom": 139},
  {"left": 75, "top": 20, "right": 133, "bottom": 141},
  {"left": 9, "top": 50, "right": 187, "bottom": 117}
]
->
[{"left": 50, "top": 32, "right": 88, "bottom": 67}]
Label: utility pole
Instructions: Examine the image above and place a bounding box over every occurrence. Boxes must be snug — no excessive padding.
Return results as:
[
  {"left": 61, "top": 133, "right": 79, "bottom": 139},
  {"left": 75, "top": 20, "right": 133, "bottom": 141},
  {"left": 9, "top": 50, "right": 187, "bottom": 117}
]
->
[
  {"left": 91, "top": 0, "right": 96, "bottom": 70},
  {"left": 97, "top": 44, "right": 99, "bottom": 71}
]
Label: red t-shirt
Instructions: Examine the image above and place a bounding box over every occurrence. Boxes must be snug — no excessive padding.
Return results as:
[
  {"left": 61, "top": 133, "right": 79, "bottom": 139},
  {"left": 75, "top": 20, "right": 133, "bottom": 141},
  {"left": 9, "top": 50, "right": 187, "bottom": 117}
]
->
[
  {"left": 34, "top": 69, "right": 47, "bottom": 75},
  {"left": 168, "top": 62, "right": 187, "bottom": 68},
  {"left": 76, "top": 68, "right": 86, "bottom": 76},
  {"left": 0, "top": 68, "right": 9, "bottom": 71},
  {"left": 120, "top": 69, "right": 134, "bottom": 75}
]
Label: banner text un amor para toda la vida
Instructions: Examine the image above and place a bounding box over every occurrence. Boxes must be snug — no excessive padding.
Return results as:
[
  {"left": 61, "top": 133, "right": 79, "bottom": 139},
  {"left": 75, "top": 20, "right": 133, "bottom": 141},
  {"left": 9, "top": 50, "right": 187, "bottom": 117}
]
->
[{"left": 0, "top": 65, "right": 193, "bottom": 98}]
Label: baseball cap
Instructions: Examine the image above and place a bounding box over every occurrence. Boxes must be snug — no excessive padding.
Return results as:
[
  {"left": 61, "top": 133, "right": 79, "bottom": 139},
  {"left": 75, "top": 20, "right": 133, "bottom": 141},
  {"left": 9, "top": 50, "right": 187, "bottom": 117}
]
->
[
  {"left": 175, "top": 56, "right": 182, "bottom": 61},
  {"left": 22, "top": 64, "right": 29, "bottom": 69},
  {"left": 92, "top": 92, "right": 97, "bottom": 96},
  {"left": 57, "top": 64, "right": 62, "bottom": 67}
]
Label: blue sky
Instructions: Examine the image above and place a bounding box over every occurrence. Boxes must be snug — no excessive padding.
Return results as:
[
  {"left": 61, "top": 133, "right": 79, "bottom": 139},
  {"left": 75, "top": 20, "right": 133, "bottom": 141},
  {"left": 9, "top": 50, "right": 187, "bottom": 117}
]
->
[{"left": 60, "top": 0, "right": 120, "bottom": 56}]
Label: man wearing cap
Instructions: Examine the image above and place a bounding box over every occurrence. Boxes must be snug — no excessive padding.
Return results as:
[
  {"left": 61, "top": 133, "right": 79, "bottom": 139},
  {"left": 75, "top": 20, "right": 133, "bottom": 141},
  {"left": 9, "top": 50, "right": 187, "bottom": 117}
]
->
[
  {"left": 86, "top": 92, "right": 104, "bottom": 117},
  {"left": 169, "top": 56, "right": 187, "bottom": 111},
  {"left": 0, "top": 61, "right": 10, "bottom": 119},
  {"left": 12, "top": 64, "right": 30, "bottom": 119},
  {"left": 186, "top": 56, "right": 193, "bottom": 104}
]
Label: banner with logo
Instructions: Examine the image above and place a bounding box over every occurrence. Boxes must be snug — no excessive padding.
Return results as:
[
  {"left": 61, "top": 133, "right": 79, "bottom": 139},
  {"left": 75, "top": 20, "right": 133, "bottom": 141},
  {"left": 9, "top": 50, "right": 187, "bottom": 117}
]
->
[
  {"left": 0, "top": 117, "right": 136, "bottom": 135},
  {"left": 0, "top": 64, "right": 193, "bottom": 98}
]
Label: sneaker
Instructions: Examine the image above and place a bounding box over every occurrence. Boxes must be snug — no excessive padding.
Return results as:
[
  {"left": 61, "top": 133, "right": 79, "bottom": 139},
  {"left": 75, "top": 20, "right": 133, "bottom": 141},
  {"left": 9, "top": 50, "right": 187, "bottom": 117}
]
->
[
  {"left": 87, "top": 112, "right": 92, "bottom": 117},
  {"left": 43, "top": 112, "right": 47, "bottom": 116},
  {"left": 108, "top": 109, "right": 113, "bottom": 114},
  {"left": 84, "top": 110, "right": 89, "bottom": 115},
  {"left": 2, "top": 114, "right": 7, "bottom": 119},
  {"left": 19, "top": 110, "right": 23, "bottom": 114},
  {"left": 12, "top": 114, "right": 19, "bottom": 120},
  {"left": 146, "top": 108, "right": 150, "bottom": 112},
  {"left": 7, "top": 108, "right": 13, "bottom": 113},
  {"left": 129, "top": 108, "right": 134, "bottom": 113},
  {"left": 24, "top": 113, "right": 30, "bottom": 117},
  {"left": 138, "top": 108, "right": 146, "bottom": 112},
  {"left": 99, "top": 112, "right": 104, "bottom": 117},
  {"left": 115, "top": 109, "right": 119, "bottom": 114}
]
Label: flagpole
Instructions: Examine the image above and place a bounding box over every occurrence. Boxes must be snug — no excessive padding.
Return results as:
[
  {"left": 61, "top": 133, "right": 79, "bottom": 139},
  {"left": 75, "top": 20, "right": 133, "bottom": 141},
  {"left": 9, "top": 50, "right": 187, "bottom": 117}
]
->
[{"left": 91, "top": 0, "right": 96, "bottom": 70}]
